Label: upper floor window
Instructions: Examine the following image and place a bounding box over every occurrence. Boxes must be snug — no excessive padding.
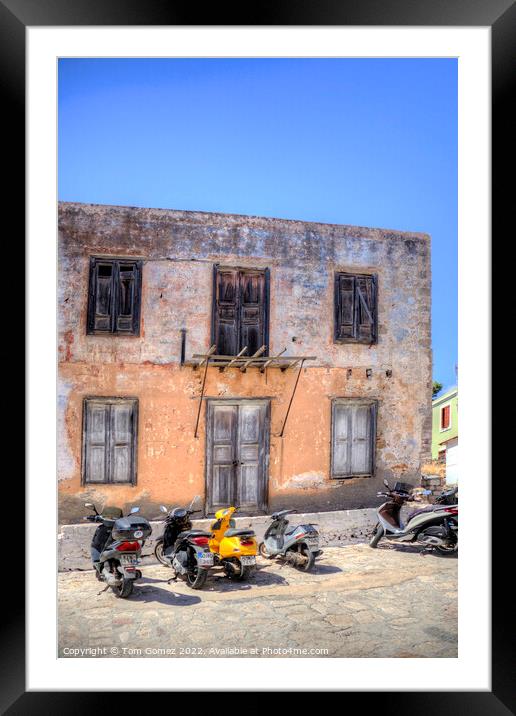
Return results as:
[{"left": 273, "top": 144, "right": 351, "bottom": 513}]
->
[
  {"left": 87, "top": 258, "right": 142, "bottom": 335},
  {"left": 440, "top": 404, "right": 451, "bottom": 431},
  {"left": 334, "top": 272, "right": 377, "bottom": 344},
  {"left": 212, "top": 265, "right": 269, "bottom": 356}
]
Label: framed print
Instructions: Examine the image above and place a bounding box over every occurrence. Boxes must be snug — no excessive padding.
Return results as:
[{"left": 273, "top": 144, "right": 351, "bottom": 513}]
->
[{"left": 4, "top": 0, "right": 509, "bottom": 709}]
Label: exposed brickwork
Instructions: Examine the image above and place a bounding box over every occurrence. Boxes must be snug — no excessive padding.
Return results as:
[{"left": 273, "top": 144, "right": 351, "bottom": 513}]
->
[{"left": 58, "top": 202, "right": 432, "bottom": 523}]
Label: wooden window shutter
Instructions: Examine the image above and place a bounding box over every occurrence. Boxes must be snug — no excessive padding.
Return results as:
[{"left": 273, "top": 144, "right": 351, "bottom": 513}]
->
[
  {"left": 83, "top": 401, "right": 109, "bottom": 483},
  {"left": 212, "top": 266, "right": 269, "bottom": 356},
  {"left": 355, "top": 275, "right": 377, "bottom": 343},
  {"left": 335, "top": 272, "right": 377, "bottom": 344},
  {"left": 115, "top": 262, "right": 142, "bottom": 335},
  {"left": 240, "top": 270, "right": 267, "bottom": 356},
  {"left": 213, "top": 267, "right": 240, "bottom": 356},
  {"left": 350, "top": 403, "right": 375, "bottom": 474},
  {"left": 332, "top": 402, "right": 351, "bottom": 476},
  {"left": 88, "top": 260, "right": 114, "bottom": 333},
  {"left": 110, "top": 401, "right": 137, "bottom": 483},
  {"left": 335, "top": 274, "right": 355, "bottom": 341},
  {"left": 331, "top": 400, "right": 376, "bottom": 478},
  {"left": 87, "top": 258, "right": 142, "bottom": 335},
  {"left": 82, "top": 398, "right": 138, "bottom": 484}
]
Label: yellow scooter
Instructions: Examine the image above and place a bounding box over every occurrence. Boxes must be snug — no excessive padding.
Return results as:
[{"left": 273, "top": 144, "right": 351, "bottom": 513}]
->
[{"left": 209, "top": 507, "right": 257, "bottom": 580}]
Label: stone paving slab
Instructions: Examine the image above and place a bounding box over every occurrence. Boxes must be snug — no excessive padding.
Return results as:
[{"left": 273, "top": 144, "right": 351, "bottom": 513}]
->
[{"left": 58, "top": 543, "right": 457, "bottom": 658}]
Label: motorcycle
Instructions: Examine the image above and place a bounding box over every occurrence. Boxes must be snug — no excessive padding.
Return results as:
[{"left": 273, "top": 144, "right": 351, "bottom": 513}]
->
[
  {"left": 209, "top": 506, "right": 258, "bottom": 580},
  {"left": 369, "top": 480, "right": 458, "bottom": 553},
  {"left": 153, "top": 503, "right": 214, "bottom": 589},
  {"left": 258, "top": 509, "right": 322, "bottom": 571},
  {"left": 85, "top": 503, "right": 152, "bottom": 598}
]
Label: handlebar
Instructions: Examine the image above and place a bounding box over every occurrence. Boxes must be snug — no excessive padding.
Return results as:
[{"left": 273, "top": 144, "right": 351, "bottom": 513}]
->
[{"left": 376, "top": 491, "right": 415, "bottom": 500}]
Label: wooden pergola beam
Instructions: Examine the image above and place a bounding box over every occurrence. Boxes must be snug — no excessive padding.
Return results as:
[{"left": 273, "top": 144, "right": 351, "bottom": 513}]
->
[
  {"left": 260, "top": 347, "right": 287, "bottom": 373},
  {"left": 239, "top": 345, "right": 267, "bottom": 372},
  {"left": 222, "top": 346, "right": 248, "bottom": 371}
]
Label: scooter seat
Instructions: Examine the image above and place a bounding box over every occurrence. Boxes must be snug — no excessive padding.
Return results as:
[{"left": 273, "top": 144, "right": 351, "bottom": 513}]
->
[
  {"left": 178, "top": 530, "right": 213, "bottom": 539},
  {"left": 224, "top": 528, "right": 255, "bottom": 538},
  {"left": 408, "top": 506, "right": 436, "bottom": 520}
]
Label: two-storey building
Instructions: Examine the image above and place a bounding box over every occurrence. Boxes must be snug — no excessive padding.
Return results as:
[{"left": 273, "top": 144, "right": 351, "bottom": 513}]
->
[{"left": 58, "top": 202, "right": 432, "bottom": 523}]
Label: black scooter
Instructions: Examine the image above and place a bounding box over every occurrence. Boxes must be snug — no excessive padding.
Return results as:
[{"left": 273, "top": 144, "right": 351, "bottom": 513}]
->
[
  {"left": 153, "top": 504, "right": 214, "bottom": 590},
  {"left": 85, "top": 503, "right": 152, "bottom": 598}
]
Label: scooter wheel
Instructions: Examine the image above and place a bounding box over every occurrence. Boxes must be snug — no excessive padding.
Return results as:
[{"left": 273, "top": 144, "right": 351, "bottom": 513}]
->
[
  {"left": 233, "top": 566, "right": 254, "bottom": 582},
  {"left": 258, "top": 542, "right": 272, "bottom": 559},
  {"left": 154, "top": 540, "right": 169, "bottom": 566},
  {"left": 223, "top": 560, "right": 254, "bottom": 581},
  {"left": 296, "top": 545, "right": 315, "bottom": 572},
  {"left": 435, "top": 542, "right": 458, "bottom": 556},
  {"left": 186, "top": 565, "right": 208, "bottom": 590},
  {"left": 369, "top": 523, "right": 384, "bottom": 549},
  {"left": 112, "top": 579, "right": 134, "bottom": 599}
]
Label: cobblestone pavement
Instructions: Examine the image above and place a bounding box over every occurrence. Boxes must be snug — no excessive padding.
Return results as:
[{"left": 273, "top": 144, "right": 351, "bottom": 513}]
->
[{"left": 58, "top": 543, "right": 457, "bottom": 658}]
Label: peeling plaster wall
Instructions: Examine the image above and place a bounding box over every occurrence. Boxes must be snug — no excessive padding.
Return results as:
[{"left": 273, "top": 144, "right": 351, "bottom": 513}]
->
[{"left": 58, "top": 202, "right": 432, "bottom": 523}]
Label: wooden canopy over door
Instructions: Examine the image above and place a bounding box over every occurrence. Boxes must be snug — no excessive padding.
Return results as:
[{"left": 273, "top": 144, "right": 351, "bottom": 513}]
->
[{"left": 206, "top": 399, "right": 270, "bottom": 515}]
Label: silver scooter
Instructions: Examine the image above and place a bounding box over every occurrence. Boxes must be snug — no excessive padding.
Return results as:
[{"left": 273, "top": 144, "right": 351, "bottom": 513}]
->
[
  {"left": 258, "top": 509, "right": 322, "bottom": 571},
  {"left": 369, "top": 480, "right": 458, "bottom": 554}
]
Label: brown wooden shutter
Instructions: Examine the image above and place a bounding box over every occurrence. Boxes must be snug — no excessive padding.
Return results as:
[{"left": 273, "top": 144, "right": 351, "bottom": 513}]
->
[
  {"left": 213, "top": 266, "right": 269, "bottom": 356},
  {"left": 83, "top": 400, "right": 109, "bottom": 483},
  {"left": 90, "top": 261, "right": 114, "bottom": 333},
  {"left": 213, "top": 267, "right": 240, "bottom": 355},
  {"left": 240, "top": 270, "right": 267, "bottom": 356},
  {"left": 355, "top": 275, "right": 377, "bottom": 343},
  {"left": 335, "top": 274, "right": 355, "bottom": 341},
  {"left": 335, "top": 273, "right": 377, "bottom": 343},
  {"left": 115, "top": 262, "right": 141, "bottom": 334}
]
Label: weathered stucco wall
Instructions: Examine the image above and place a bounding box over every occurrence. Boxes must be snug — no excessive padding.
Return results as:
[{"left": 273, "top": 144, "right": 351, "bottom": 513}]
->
[{"left": 58, "top": 202, "right": 432, "bottom": 523}]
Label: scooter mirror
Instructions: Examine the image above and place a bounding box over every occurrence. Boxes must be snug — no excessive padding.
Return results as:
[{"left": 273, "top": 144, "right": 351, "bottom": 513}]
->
[
  {"left": 160, "top": 505, "right": 168, "bottom": 513},
  {"left": 130, "top": 506, "right": 140, "bottom": 514}
]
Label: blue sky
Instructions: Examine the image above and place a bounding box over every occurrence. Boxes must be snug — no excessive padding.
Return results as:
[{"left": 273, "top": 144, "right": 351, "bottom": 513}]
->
[{"left": 58, "top": 58, "right": 457, "bottom": 390}]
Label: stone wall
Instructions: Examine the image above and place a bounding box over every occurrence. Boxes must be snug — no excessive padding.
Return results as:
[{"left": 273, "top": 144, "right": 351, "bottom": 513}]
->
[{"left": 421, "top": 459, "right": 447, "bottom": 501}]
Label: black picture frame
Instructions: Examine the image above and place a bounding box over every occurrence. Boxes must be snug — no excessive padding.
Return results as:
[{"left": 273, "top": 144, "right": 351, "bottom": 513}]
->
[{"left": 7, "top": 0, "right": 508, "bottom": 709}]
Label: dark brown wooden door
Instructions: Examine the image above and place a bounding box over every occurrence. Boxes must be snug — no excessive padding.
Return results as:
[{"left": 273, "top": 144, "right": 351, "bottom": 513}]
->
[
  {"left": 206, "top": 400, "right": 269, "bottom": 514},
  {"left": 213, "top": 266, "right": 269, "bottom": 356}
]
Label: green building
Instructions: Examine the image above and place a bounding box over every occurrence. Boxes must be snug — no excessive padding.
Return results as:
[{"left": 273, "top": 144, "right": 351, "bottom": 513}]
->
[{"left": 432, "top": 387, "right": 458, "bottom": 484}]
